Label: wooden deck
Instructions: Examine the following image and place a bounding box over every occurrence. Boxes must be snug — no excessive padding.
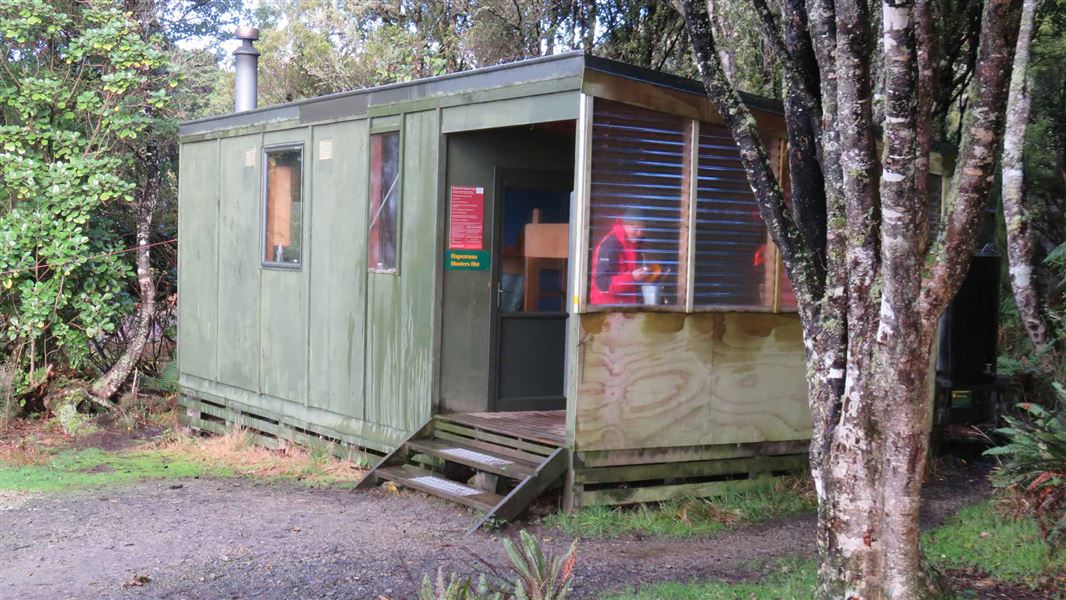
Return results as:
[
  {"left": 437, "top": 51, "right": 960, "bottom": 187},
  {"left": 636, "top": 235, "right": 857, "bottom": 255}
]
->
[{"left": 439, "top": 410, "right": 566, "bottom": 448}]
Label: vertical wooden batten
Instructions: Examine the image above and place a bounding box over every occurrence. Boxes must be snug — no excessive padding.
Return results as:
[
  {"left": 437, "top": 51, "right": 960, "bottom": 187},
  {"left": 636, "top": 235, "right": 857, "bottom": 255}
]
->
[
  {"left": 682, "top": 120, "right": 699, "bottom": 312},
  {"left": 571, "top": 94, "right": 594, "bottom": 314},
  {"left": 563, "top": 93, "right": 594, "bottom": 511}
]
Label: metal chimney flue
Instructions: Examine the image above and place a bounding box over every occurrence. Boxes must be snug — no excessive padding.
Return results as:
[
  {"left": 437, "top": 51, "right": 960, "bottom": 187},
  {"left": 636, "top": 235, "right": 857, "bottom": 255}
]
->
[{"left": 233, "top": 27, "right": 260, "bottom": 112}]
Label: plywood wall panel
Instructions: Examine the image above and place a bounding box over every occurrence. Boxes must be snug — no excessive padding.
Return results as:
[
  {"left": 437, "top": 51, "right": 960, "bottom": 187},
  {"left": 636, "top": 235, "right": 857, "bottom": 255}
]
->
[
  {"left": 364, "top": 110, "right": 438, "bottom": 431},
  {"left": 216, "top": 135, "right": 262, "bottom": 391},
  {"left": 574, "top": 312, "right": 809, "bottom": 452},
  {"left": 177, "top": 140, "right": 220, "bottom": 380},
  {"left": 308, "top": 120, "right": 369, "bottom": 417},
  {"left": 259, "top": 129, "right": 311, "bottom": 405}
]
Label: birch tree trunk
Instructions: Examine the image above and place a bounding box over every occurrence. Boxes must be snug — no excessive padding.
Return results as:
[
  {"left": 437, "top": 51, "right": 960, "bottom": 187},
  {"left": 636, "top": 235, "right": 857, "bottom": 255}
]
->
[
  {"left": 1001, "top": 0, "right": 1049, "bottom": 347},
  {"left": 677, "top": 0, "right": 1024, "bottom": 596},
  {"left": 89, "top": 145, "right": 160, "bottom": 401}
]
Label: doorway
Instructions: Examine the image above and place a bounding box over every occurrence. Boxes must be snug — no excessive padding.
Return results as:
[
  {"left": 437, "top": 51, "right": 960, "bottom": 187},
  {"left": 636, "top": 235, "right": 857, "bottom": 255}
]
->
[{"left": 490, "top": 170, "right": 572, "bottom": 412}]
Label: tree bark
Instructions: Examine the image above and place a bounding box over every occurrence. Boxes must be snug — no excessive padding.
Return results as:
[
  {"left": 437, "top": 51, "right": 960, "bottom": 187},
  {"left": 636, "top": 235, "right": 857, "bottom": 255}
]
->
[
  {"left": 679, "top": 0, "right": 1025, "bottom": 596},
  {"left": 1001, "top": 0, "right": 1049, "bottom": 347},
  {"left": 89, "top": 145, "right": 160, "bottom": 402}
]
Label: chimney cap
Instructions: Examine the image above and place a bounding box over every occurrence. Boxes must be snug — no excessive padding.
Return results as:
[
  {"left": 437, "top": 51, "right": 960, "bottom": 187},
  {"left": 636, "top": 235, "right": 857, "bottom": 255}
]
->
[{"left": 235, "top": 27, "right": 260, "bottom": 41}]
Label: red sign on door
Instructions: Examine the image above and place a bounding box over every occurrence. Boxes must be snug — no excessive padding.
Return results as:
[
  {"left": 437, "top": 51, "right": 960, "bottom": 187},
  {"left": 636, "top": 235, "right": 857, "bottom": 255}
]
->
[{"left": 449, "top": 186, "right": 485, "bottom": 250}]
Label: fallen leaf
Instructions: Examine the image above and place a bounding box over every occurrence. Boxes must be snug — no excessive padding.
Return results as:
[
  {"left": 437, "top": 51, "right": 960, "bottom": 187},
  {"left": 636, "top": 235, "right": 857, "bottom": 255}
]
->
[{"left": 122, "top": 574, "right": 151, "bottom": 588}]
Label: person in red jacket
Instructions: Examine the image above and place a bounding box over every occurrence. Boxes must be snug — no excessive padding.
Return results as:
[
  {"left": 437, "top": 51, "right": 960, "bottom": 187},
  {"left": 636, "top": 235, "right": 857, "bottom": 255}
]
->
[{"left": 590, "top": 209, "right": 649, "bottom": 305}]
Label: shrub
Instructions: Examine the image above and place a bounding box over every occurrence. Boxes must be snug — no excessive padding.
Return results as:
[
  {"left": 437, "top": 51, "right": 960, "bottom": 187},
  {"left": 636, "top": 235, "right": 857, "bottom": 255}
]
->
[
  {"left": 504, "top": 530, "right": 576, "bottom": 600},
  {"left": 421, "top": 530, "right": 577, "bottom": 600},
  {"left": 419, "top": 569, "right": 502, "bottom": 600},
  {"left": 985, "top": 382, "right": 1066, "bottom": 549}
]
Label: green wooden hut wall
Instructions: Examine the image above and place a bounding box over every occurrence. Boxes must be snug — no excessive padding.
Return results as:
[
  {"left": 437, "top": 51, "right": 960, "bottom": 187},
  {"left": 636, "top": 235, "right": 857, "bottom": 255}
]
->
[{"left": 177, "top": 56, "right": 586, "bottom": 454}]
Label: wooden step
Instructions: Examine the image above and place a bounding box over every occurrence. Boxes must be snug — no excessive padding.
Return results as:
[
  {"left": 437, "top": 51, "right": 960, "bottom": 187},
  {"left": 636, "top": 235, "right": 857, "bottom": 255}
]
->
[
  {"left": 406, "top": 439, "right": 538, "bottom": 479},
  {"left": 376, "top": 464, "right": 503, "bottom": 512}
]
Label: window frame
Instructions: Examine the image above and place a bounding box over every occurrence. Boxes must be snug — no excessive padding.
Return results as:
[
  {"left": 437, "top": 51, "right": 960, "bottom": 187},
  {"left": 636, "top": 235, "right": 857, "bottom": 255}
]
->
[
  {"left": 366, "top": 127, "right": 403, "bottom": 275},
  {"left": 260, "top": 142, "right": 306, "bottom": 270}
]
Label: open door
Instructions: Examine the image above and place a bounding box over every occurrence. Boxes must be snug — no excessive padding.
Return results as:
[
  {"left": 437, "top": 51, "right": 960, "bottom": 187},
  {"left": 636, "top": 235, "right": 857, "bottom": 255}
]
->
[{"left": 491, "top": 170, "right": 572, "bottom": 412}]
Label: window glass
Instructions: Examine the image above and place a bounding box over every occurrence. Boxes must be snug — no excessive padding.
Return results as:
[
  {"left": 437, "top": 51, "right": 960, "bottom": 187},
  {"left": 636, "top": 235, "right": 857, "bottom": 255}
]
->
[
  {"left": 369, "top": 132, "right": 400, "bottom": 272},
  {"left": 263, "top": 147, "right": 303, "bottom": 266},
  {"left": 693, "top": 122, "right": 773, "bottom": 308},
  {"left": 587, "top": 100, "right": 686, "bottom": 307}
]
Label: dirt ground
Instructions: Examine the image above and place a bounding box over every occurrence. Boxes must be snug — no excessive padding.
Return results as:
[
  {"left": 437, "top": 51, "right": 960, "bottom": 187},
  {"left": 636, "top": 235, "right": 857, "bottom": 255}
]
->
[{"left": 0, "top": 463, "right": 991, "bottom": 600}]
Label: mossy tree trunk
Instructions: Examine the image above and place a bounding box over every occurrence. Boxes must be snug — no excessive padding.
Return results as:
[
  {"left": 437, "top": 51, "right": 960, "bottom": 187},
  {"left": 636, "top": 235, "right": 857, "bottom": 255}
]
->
[
  {"left": 677, "top": 0, "right": 1024, "bottom": 597},
  {"left": 89, "top": 144, "right": 160, "bottom": 402}
]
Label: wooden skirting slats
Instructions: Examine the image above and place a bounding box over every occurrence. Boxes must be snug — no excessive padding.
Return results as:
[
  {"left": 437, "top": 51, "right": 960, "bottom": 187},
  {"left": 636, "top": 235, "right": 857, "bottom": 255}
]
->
[
  {"left": 566, "top": 442, "right": 809, "bottom": 508},
  {"left": 179, "top": 393, "right": 383, "bottom": 465}
]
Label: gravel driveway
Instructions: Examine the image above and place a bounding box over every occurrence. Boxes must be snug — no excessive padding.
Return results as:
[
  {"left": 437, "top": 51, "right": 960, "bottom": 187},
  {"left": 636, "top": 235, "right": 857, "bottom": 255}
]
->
[{"left": 0, "top": 466, "right": 989, "bottom": 599}]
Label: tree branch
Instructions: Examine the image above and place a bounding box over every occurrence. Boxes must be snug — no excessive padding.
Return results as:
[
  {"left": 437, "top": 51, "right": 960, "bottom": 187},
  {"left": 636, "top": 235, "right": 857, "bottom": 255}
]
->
[
  {"left": 1001, "top": 0, "right": 1050, "bottom": 347},
  {"left": 920, "top": 0, "right": 1024, "bottom": 324},
  {"left": 749, "top": 0, "right": 822, "bottom": 113},
  {"left": 677, "top": 0, "right": 821, "bottom": 325}
]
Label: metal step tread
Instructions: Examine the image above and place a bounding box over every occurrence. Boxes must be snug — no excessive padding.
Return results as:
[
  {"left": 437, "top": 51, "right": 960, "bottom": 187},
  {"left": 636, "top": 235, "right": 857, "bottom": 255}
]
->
[
  {"left": 376, "top": 464, "right": 503, "bottom": 512},
  {"left": 406, "top": 439, "right": 538, "bottom": 479}
]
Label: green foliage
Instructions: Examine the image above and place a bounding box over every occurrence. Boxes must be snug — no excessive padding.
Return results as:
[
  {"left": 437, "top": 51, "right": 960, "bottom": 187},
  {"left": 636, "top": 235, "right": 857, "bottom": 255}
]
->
[
  {"left": 504, "top": 530, "right": 576, "bottom": 600},
  {"left": 419, "top": 569, "right": 504, "bottom": 600},
  {"left": 985, "top": 385, "right": 1066, "bottom": 549},
  {"left": 545, "top": 478, "right": 816, "bottom": 539},
  {"left": 423, "top": 530, "right": 575, "bottom": 600},
  {"left": 52, "top": 391, "right": 93, "bottom": 435},
  {"left": 604, "top": 559, "right": 817, "bottom": 600},
  {"left": 923, "top": 499, "right": 1065, "bottom": 587},
  {"left": 0, "top": 0, "right": 176, "bottom": 394},
  {"left": 140, "top": 360, "right": 179, "bottom": 394}
]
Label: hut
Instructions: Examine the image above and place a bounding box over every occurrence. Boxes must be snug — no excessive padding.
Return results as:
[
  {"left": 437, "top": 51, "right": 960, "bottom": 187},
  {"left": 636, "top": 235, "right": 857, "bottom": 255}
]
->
[{"left": 177, "top": 47, "right": 951, "bottom": 528}]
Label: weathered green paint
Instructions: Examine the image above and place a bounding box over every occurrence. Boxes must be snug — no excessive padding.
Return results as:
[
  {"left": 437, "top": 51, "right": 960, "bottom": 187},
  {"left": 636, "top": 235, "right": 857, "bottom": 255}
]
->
[
  {"left": 257, "top": 129, "right": 312, "bottom": 405},
  {"left": 364, "top": 110, "right": 439, "bottom": 432},
  {"left": 368, "top": 77, "right": 583, "bottom": 119},
  {"left": 369, "top": 114, "right": 401, "bottom": 132},
  {"left": 180, "top": 118, "right": 301, "bottom": 144},
  {"left": 177, "top": 140, "right": 219, "bottom": 380},
  {"left": 439, "top": 128, "right": 576, "bottom": 414},
  {"left": 216, "top": 134, "right": 262, "bottom": 390},
  {"left": 308, "top": 120, "right": 369, "bottom": 416},
  {"left": 440, "top": 91, "right": 579, "bottom": 133}
]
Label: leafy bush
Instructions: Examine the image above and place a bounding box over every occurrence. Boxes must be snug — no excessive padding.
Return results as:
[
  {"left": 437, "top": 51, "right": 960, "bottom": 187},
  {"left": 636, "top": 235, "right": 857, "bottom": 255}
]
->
[
  {"left": 420, "top": 530, "right": 576, "bottom": 600},
  {"left": 0, "top": 0, "right": 174, "bottom": 399},
  {"left": 141, "top": 360, "right": 180, "bottom": 394},
  {"left": 985, "top": 383, "right": 1066, "bottom": 549},
  {"left": 504, "top": 530, "right": 576, "bottom": 600}
]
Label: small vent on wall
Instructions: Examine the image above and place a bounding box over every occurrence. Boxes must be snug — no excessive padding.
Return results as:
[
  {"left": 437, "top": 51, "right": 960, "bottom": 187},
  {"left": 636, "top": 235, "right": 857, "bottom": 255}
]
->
[
  {"left": 244, "top": 148, "right": 256, "bottom": 167},
  {"left": 319, "top": 139, "right": 334, "bottom": 161}
]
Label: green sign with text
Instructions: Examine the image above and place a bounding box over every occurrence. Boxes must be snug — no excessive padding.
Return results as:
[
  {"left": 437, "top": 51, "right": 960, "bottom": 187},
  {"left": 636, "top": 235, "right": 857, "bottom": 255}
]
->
[{"left": 446, "top": 250, "right": 490, "bottom": 270}]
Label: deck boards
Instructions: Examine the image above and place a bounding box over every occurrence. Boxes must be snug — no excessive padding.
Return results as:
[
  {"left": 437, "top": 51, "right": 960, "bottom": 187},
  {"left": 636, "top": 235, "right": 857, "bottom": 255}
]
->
[{"left": 439, "top": 410, "right": 566, "bottom": 447}]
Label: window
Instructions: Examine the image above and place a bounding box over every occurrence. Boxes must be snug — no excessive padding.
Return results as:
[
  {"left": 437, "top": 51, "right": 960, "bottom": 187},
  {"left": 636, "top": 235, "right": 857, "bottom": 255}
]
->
[
  {"left": 693, "top": 121, "right": 772, "bottom": 308},
  {"left": 263, "top": 146, "right": 303, "bottom": 266},
  {"left": 368, "top": 131, "right": 401, "bottom": 272},
  {"left": 587, "top": 100, "right": 687, "bottom": 307},
  {"left": 581, "top": 99, "right": 799, "bottom": 313}
]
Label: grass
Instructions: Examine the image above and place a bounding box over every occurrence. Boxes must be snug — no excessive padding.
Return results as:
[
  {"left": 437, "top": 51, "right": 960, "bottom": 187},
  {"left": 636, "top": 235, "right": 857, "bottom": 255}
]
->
[
  {"left": 923, "top": 498, "right": 1065, "bottom": 585},
  {"left": 605, "top": 559, "right": 816, "bottom": 599},
  {"left": 0, "top": 447, "right": 219, "bottom": 492},
  {"left": 545, "top": 476, "right": 816, "bottom": 538},
  {"left": 603, "top": 498, "right": 1064, "bottom": 599},
  {"left": 0, "top": 427, "right": 367, "bottom": 493}
]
